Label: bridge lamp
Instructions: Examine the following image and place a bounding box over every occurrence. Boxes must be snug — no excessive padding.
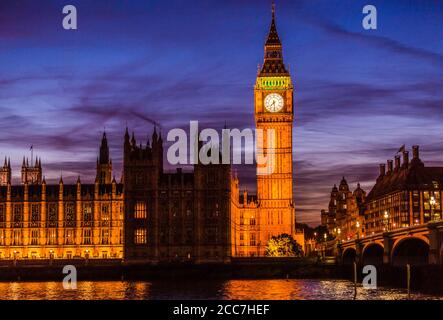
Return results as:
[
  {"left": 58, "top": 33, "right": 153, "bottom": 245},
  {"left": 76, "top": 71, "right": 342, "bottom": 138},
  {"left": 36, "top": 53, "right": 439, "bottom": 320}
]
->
[{"left": 430, "top": 196, "right": 437, "bottom": 221}]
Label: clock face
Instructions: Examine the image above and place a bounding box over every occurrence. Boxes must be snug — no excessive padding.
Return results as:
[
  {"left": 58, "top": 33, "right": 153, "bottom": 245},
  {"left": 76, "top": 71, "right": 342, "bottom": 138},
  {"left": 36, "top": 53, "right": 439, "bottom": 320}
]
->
[{"left": 264, "top": 93, "right": 284, "bottom": 113}]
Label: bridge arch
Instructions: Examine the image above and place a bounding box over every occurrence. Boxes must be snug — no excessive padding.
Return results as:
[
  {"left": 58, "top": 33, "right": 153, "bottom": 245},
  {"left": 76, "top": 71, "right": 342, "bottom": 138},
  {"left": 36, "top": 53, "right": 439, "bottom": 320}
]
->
[
  {"left": 391, "top": 236, "right": 430, "bottom": 266},
  {"left": 361, "top": 242, "right": 384, "bottom": 266},
  {"left": 342, "top": 247, "right": 356, "bottom": 265}
]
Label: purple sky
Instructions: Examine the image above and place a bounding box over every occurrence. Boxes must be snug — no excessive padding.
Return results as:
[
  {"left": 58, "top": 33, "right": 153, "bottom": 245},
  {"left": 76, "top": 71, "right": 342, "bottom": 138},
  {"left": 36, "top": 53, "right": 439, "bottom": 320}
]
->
[{"left": 1, "top": 0, "right": 443, "bottom": 225}]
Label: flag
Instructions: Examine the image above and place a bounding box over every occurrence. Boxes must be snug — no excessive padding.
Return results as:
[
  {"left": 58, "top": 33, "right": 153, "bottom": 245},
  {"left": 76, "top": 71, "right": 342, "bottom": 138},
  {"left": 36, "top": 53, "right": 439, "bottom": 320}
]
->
[
  {"left": 30, "top": 145, "right": 33, "bottom": 151},
  {"left": 397, "top": 144, "right": 405, "bottom": 153}
]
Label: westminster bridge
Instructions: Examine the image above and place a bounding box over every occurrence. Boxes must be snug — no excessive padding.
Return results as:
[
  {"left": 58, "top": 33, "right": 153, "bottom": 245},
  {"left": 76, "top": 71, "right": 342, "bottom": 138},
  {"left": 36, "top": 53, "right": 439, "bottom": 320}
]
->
[{"left": 337, "top": 220, "right": 443, "bottom": 266}]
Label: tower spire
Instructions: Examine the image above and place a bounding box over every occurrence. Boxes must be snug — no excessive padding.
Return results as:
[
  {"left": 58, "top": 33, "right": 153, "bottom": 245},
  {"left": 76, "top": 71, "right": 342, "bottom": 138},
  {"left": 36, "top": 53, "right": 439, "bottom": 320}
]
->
[
  {"left": 265, "top": 1, "right": 281, "bottom": 46},
  {"left": 259, "top": 2, "right": 288, "bottom": 76}
]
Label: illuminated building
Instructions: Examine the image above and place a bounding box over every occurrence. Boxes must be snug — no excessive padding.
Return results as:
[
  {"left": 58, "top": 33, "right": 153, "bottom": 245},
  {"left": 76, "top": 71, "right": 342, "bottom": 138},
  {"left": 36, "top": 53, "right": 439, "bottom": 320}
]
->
[
  {"left": 365, "top": 145, "right": 443, "bottom": 234},
  {"left": 0, "top": 4, "right": 304, "bottom": 262},
  {"left": 0, "top": 133, "right": 124, "bottom": 260},
  {"left": 321, "top": 178, "right": 366, "bottom": 241},
  {"left": 231, "top": 4, "right": 304, "bottom": 257}
]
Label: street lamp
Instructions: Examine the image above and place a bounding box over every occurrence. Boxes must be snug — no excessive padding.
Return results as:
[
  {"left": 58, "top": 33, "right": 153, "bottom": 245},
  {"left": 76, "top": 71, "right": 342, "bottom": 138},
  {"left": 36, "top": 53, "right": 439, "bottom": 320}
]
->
[
  {"left": 430, "top": 196, "right": 438, "bottom": 221},
  {"left": 323, "top": 233, "right": 327, "bottom": 260},
  {"left": 337, "top": 228, "right": 341, "bottom": 243},
  {"left": 356, "top": 221, "right": 360, "bottom": 239},
  {"left": 384, "top": 210, "right": 389, "bottom": 231}
]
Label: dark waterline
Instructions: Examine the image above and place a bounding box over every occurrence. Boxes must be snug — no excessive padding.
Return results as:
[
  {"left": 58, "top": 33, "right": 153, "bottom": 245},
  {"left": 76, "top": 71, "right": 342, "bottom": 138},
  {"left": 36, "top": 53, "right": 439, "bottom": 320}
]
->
[{"left": 0, "top": 279, "right": 441, "bottom": 300}]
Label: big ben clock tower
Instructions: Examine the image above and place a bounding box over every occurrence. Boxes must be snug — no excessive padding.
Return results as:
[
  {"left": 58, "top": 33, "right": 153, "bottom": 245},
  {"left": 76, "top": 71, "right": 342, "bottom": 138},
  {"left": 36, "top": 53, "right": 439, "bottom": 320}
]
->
[{"left": 254, "top": 3, "right": 297, "bottom": 254}]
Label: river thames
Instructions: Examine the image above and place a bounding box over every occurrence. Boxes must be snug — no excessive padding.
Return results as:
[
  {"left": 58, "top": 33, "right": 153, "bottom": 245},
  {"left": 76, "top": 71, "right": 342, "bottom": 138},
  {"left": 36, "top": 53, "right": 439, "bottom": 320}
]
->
[{"left": 0, "top": 279, "right": 441, "bottom": 300}]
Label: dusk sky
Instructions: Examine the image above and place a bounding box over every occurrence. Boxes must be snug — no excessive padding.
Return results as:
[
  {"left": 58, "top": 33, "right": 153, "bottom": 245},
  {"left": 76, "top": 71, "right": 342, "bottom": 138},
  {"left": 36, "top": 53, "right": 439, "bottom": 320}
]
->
[{"left": 1, "top": 0, "right": 443, "bottom": 225}]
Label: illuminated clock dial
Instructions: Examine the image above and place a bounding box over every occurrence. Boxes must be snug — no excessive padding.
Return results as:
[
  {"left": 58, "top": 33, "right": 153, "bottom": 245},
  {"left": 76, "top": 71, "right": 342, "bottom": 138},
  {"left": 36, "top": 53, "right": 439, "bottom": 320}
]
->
[{"left": 264, "top": 93, "right": 284, "bottom": 113}]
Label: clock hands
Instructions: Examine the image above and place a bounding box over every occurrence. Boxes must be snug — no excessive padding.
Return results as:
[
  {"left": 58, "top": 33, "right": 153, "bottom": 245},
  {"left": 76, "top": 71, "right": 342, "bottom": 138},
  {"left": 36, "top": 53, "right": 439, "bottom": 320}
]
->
[{"left": 265, "top": 94, "right": 283, "bottom": 112}]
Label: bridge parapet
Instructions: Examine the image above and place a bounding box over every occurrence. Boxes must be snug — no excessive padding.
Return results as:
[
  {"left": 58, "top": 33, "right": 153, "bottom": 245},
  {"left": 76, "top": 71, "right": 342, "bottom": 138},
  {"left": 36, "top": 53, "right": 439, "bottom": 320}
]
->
[{"left": 337, "top": 221, "right": 443, "bottom": 266}]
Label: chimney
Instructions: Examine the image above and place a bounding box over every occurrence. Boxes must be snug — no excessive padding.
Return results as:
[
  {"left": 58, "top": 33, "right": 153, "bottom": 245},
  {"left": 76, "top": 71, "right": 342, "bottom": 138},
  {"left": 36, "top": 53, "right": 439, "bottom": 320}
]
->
[
  {"left": 412, "top": 145, "right": 420, "bottom": 160},
  {"left": 379, "top": 164, "right": 386, "bottom": 177},
  {"left": 395, "top": 155, "right": 401, "bottom": 170},
  {"left": 387, "top": 160, "right": 393, "bottom": 174},
  {"left": 403, "top": 151, "right": 409, "bottom": 168}
]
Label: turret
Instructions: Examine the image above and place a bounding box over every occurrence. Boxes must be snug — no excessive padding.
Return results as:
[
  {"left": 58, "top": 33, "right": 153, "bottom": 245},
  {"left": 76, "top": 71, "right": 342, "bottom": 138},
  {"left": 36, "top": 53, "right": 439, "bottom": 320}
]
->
[
  {"left": 0, "top": 156, "right": 11, "bottom": 186},
  {"left": 21, "top": 155, "right": 42, "bottom": 185},
  {"left": 96, "top": 131, "right": 112, "bottom": 184},
  {"left": 258, "top": 3, "right": 288, "bottom": 76}
]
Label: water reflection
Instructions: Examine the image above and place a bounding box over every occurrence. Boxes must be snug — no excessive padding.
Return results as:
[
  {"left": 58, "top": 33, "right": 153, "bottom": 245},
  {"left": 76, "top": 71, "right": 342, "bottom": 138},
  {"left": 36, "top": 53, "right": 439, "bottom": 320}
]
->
[{"left": 0, "top": 280, "right": 440, "bottom": 300}]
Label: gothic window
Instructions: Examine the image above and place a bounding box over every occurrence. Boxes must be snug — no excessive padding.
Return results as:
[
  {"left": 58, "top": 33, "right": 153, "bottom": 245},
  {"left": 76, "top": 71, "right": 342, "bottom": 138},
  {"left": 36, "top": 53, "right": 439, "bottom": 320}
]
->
[
  {"left": 101, "top": 204, "right": 110, "bottom": 226},
  {"left": 47, "top": 229, "right": 57, "bottom": 245},
  {"left": 250, "top": 217, "right": 256, "bottom": 226},
  {"left": 215, "top": 203, "right": 220, "bottom": 217},
  {"left": 101, "top": 229, "right": 109, "bottom": 244},
  {"left": 64, "top": 202, "right": 75, "bottom": 227},
  {"left": 48, "top": 203, "right": 58, "bottom": 227},
  {"left": 134, "top": 201, "right": 147, "bottom": 219},
  {"left": 64, "top": 229, "right": 74, "bottom": 245},
  {"left": 13, "top": 229, "right": 22, "bottom": 245},
  {"left": 134, "top": 228, "right": 147, "bottom": 244},
  {"left": 30, "top": 204, "right": 40, "bottom": 227},
  {"left": 13, "top": 204, "right": 23, "bottom": 227},
  {"left": 83, "top": 229, "right": 92, "bottom": 245},
  {"left": 31, "top": 229, "right": 39, "bottom": 245},
  {"left": 250, "top": 233, "right": 256, "bottom": 246},
  {"left": 83, "top": 203, "right": 93, "bottom": 226}
]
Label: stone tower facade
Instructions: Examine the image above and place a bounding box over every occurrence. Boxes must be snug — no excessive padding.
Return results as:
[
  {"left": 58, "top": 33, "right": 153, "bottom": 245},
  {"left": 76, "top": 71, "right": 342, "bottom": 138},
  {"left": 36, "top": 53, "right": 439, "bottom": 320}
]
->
[
  {"left": 254, "top": 4, "right": 295, "bottom": 249},
  {"left": 0, "top": 158, "right": 11, "bottom": 186},
  {"left": 21, "top": 157, "right": 42, "bottom": 185},
  {"left": 123, "top": 128, "right": 231, "bottom": 263},
  {"left": 231, "top": 4, "right": 303, "bottom": 257}
]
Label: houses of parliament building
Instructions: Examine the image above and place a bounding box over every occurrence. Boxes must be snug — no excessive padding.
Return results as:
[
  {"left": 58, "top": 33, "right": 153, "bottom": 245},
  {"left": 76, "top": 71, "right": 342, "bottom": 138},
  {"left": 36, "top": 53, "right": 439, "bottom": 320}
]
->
[
  {"left": 0, "top": 133, "right": 124, "bottom": 261},
  {"left": 0, "top": 4, "right": 303, "bottom": 263}
]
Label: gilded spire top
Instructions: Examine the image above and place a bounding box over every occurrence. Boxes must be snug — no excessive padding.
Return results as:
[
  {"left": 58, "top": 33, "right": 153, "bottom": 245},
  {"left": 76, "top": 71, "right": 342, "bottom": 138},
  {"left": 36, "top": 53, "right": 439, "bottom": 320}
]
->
[
  {"left": 265, "top": 2, "right": 281, "bottom": 47},
  {"left": 259, "top": 2, "right": 288, "bottom": 77}
]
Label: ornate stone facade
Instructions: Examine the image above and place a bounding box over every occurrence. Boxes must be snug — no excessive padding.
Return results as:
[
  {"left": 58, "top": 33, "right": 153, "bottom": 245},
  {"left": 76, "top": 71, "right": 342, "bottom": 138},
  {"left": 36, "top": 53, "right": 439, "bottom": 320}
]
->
[
  {"left": 231, "top": 5, "right": 304, "bottom": 257},
  {"left": 0, "top": 134, "right": 124, "bottom": 260}
]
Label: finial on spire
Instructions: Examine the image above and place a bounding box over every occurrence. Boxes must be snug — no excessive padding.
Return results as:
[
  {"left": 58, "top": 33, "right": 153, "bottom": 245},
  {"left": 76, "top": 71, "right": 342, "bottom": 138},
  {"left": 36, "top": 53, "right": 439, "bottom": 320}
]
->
[{"left": 272, "top": 1, "right": 276, "bottom": 19}]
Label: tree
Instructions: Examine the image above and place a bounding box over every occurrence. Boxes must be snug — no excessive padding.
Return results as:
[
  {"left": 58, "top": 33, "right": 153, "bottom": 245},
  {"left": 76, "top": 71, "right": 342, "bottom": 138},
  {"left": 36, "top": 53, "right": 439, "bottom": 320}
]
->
[{"left": 265, "top": 233, "right": 303, "bottom": 257}]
